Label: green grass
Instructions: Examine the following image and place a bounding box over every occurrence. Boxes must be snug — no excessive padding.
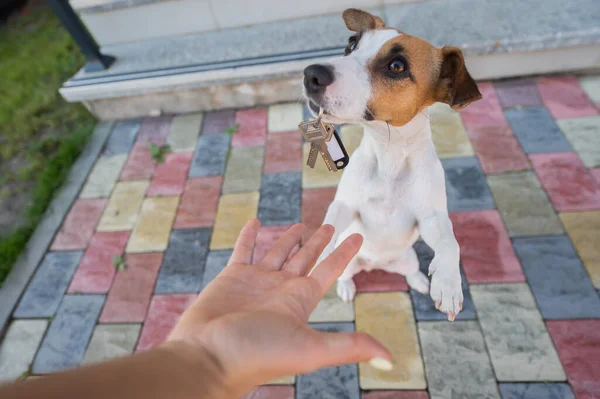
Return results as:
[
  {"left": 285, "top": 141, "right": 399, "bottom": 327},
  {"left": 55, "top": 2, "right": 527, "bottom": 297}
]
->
[{"left": 0, "top": 7, "right": 95, "bottom": 284}]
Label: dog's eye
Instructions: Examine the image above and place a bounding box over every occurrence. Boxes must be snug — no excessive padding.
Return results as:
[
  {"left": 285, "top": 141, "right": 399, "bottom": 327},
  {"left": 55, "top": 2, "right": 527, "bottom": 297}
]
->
[
  {"left": 388, "top": 59, "right": 406, "bottom": 74},
  {"left": 349, "top": 42, "right": 357, "bottom": 51}
]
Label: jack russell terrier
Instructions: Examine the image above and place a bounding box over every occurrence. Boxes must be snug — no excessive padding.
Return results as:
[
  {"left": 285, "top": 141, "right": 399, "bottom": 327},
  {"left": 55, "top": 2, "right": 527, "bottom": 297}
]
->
[{"left": 303, "top": 8, "right": 481, "bottom": 320}]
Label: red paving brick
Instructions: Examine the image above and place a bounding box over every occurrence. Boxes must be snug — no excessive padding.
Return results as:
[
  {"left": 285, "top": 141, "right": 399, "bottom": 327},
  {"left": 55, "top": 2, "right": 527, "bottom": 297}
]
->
[
  {"left": 450, "top": 210, "right": 525, "bottom": 283},
  {"left": 530, "top": 152, "right": 600, "bottom": 211},
  {"left": 362, "top": 391, "right": 429, "bottom": 399},
  {"left": 136, "top": 116, "right": 172, "bottom": 144},
  {"left": 547, "top": 320, "right": 600, "bottom": 399},
  {"left": 120, "top": 141, "right": 158, "bottom": 180},
  {"left": 253, "top": 225, "right": 298, "bottom": 264},
  {"left": 147, "top": 151, "right": 194, "bottom": 196},
  {"left": 100, "top": 253, "right": 163, "bottom": 323},
  {"left": 263, "top": 131, "right": 302, "bottom": 174},
  {"left": 232, "top": 108, "right": 268, "bottom": 148},
  {"left": 354, "top": 270, "right": 409, "bottom": 292},
  {"left": 68, "top": 231, "right": 131, "bottom": 293},
  {"left": 242, "top": 386, "right": 295, "bottom": 399},
  {"left": 51, "top": 199, "right": 106, "bottom": 250},
  {"left": 460, "top": 82, "right": 529, "bottom": 174},
  {"left": 173, "top": 176, "right": 222, "bottom": 228},
  {"left": 301, "top": 187, "right": 337, "bottom": 244},
  {"left": 136, "top": 294, "right": 196, "bottom": 351},
  {"left": 591, "top": 168, "right": 600, "bottom": 185},
  {"left": 537, "top": 76, "right": 599, "bottom": 119}
]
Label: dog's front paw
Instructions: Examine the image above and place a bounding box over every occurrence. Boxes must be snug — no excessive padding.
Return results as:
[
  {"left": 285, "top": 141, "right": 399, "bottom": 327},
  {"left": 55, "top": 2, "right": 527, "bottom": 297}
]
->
[
  {"left": 429, "top": 257, "right": 463, "bottom": 321},
  {"left": 336, "top": 279, "right": 356, "bottom": 303}
]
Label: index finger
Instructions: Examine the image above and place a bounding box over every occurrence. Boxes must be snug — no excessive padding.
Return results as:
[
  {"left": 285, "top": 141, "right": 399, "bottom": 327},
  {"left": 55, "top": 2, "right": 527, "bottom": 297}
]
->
[{"left": 227, "top": 219, "right": 261, "bottom": 266}]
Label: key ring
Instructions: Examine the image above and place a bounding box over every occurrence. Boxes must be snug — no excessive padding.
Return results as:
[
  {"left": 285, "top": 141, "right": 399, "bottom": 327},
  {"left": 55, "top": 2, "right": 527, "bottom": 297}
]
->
[{"left": 318, "top": 107, "right": 324, "bottom": 118}]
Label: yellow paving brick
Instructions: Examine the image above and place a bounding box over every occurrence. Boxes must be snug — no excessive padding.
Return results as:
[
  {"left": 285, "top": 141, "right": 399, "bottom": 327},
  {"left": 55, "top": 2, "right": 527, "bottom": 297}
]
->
[
  {"left": 355, "top": 292, "right": 426, "bottom": 390},
  {"left": 302, "top": 142, "right": 342, "bottom": 189},
  {"left": 268, "top": 103, "right": 303, "bottom": 132},
  {"left": 430, "top": 103, "right": 474, "bottom": 158},
  {"left": 340, "top": 124, "right": 364, "bottom": 156},
  {"left": 80, "top": 154, "right": 128, "bottom": 198},
  {"left": 560, "top": 211, "right": 600, "bottom": 288},
  {"left": 97, "top": 181, "right": 149, "bottom": 232},
  {"left": 265, "top": 376, "right": 295, "bottom": 385},
  {"left": 126, "top": 197, "right": 179, "bottom": 253},
  {"left": 210, "top": 192, "right": 259, "bottom": 250}
]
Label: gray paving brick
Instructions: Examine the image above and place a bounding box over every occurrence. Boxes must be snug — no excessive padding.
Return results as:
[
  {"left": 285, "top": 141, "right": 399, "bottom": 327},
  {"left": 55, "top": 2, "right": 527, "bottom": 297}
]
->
[
  {"left": 202, "top": 250, "right": 232, "bottom": 289},
  {"left": 258, "top": 171, "right": 301, "bottom": 226},
  {"left": 201, "top": 110, "right": 236, "bottom": 136},
  {"left": 189, "top": 134, "right": 231, "bottom": 177},
  {"left": 222, "top": 147, "right": 264, "bottom": 194},
  {"left": 102, "top": 119, "right": 140, "bottom": 155},
  {"left": 33, "top": 295, "right": 104, "bottom": 374},
  {"left": 155, "top": 228, "right": 211, "bottom": 294},
  {"left": 297, "top": 323, "right": 359, "bottom": 399},
  {"left": 14, "top": 251, "right": 83, "bottom": 318},
  {"left": 410, "top": 242, "right": 476, "bottom": 320},
  {"left": 505, "top": 107, "right": 572, "bottom": 153},
  {"left": 512, "top": 235, "right": 600, "bottom": 319},
  {"left": 499, "top": 383, "right": 575, "bottom": 399},
  {"left": 83, "top": 324, "right": 141, "bottom": 364},
  {"left": 442, "top": 156, "right": 495, "bottom": 212},
  {"left": 0, "top": 320, "right": 47, "bottom": 381}
]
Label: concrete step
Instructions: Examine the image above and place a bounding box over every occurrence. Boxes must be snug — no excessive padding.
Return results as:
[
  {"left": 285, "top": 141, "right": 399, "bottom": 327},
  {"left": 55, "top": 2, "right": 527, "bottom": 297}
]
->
[{"left": 62, "top": 0, "right": 600, "bottom": 120}]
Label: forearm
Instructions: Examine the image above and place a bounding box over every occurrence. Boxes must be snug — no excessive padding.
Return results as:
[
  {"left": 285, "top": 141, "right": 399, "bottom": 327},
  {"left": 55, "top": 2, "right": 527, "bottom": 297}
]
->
[
  {"left": 0, "top": 341, "right": 233, "bottom": 399},
  {"left": 419, "top": 211, "right": 459, "bottom": 261}
]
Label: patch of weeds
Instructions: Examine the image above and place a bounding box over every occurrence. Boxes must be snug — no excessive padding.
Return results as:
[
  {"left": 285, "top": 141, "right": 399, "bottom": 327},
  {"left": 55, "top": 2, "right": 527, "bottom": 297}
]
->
[
  {"left": 18, "top": 370, "right": 32, "bottom": 380},
  {"left": 149, "top": 143, "right": 171, "bottom": 164},
  {"left": 223, "top": 123, "right": 240, "bottom": 135},
  {"left": 113, "top": 255, "right": 127, "bottom": 271},
  {"left": 48, "top": 313, "right": 55, "bottom": 322}
]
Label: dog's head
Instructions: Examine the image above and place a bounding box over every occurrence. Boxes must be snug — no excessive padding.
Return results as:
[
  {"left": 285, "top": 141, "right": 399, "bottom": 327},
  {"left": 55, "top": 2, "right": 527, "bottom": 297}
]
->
[{"left": 303, "top": 8, "right": 482, "bottom": 126}]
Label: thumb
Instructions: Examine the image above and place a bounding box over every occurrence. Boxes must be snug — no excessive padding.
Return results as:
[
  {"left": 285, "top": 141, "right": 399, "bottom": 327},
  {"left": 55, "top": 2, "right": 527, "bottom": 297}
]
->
[{"left": 308, "top": 330, "right": 393, "bottom": 371}]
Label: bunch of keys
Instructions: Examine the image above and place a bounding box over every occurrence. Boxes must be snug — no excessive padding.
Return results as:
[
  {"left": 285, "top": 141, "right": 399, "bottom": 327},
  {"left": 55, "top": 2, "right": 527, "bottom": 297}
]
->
[{"left": 298, "top": 109, "right": 349, "bottom": 172}]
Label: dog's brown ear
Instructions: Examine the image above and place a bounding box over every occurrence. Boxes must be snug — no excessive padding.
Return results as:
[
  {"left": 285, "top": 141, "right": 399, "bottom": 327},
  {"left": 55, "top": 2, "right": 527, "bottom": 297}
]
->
[
  {"left": 343, "top": 9, "right": 385, "bottom": 32},
  {"left": 434, "top": 46, "right": 481, "bottom": 109}
]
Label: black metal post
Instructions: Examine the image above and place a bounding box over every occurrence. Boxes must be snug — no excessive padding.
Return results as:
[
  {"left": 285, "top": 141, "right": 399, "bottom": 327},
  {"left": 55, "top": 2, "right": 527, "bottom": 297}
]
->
[{"left": 47, "top": 0, "right": 115, "bottom": 72}]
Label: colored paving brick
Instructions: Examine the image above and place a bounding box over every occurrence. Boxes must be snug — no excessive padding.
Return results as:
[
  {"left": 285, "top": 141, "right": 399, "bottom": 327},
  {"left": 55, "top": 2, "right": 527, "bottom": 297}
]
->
[
  {"left": 126, "top": 197, "right": 179, "bottom": 253},
  {"left": 308, "top": 286, "right": 354, "bottom": 322},
  {"left": 79, "top": 154, "right": 128, "bottom": 198},
  {"left": 471, "top": 284, "right": 566, "bottom": 381},
  {"left": 268, "top": 103, "right": 303, "bottom": 133},
  {"left": 0, "top": 320, "right": 47, "bottom": 381},
  {"left": 537, "top": 76, "right": 599, "bottom": 119},
  {"left": 459, "top": 82, "right": 529, "bottom": 174},
  {"left": 263, "top": 131, "right": 302, "bottom": 174},
  {"left": 174, "top": 176, "right": 222, "bottom": 229},
  {"left": 201, "top": 109, "right": 236, "bottom": 136},
  {"left": 592, "top": 167, "right": 600, "bottom": 184},
  {"left": 233, "top": 107, "right": 267, "bottom": 148},
  {"left": 242, "top": 386, "right": 295, "bottom": 399},
  {"left": 253, "top": 225, "right": 297, "bottom": 264},
  {"left": 557, "top": 116, "right": 600, "bottom": 167},
  {"left": 120, "top": 141, "right": 158, "bottom": 180},
  {"left": 222, "top": 147, "right": 265, "bottom": 194},
  {"left": 411, "top": 241, "right": 476, "bottom": 321},
  {"left": 547, "top": 320, "right": 600, "bottom": 399},
  {"left": 441, "top": 156, "right": 495, "bottom": 212},
  {"left": 103, "top": 119, "right": 140, "bottom": 156},
  {"left": 147, "top": 151, "right": 194, "bottom": 196},
  {"left": 355, "top": 292, "right": 426, "bottom": 390},
  {"left": 136, "top": 116, "right": 172, "bottom": 143},
  {"left": 297, "top": 323, "right": 359, "bottom": 399},
  {"left": 530, "top": 152, "right": 600, "bottom": 211},
  {"left": 167, "top": 113, "right": 202, "bottom": 152},
  {"left": 487, "top": 171, "right": 563, "bottom": 236},
  {"left": 189, "top": 134, "right": 231, "bottom": 177},
  {"left": 354, "top": 270, "right": 408, "bottom": 292},
  {"left": 339, "top": 124, "right": 364, "bottom": 156},
  {"left": 14, "top": 251, "right": 83, "bottom": 318},
  {"left": 154, "top": 228, "right": 211, "bottom": 294},
  {"left": 202, "top": 250, "right": 232, "bottom": 289},
  {"left": 494, "top": 78, "right": 542, "bottom": 108},
  {"left": 211, "top": 192, "right": 259, "bottom": 250},
  {"left": 504, "top": 107, "right": 572, "bottom": 153},
  {"left": 51, "top": 199, "right": 106, "bottom": 250},
  {"left": 69, "top": 231, "right": 130, "bottom": 293},
  {"left": 83, "top": 324, "right": 140, "bottom": 364},
  {"left": 258, "top": 172, "right": 301, "bottom": 226},
  {"left": 418, "top": 321, "right": 499, "bottom": 399},
  {"left": 579, "top": 76, "right": 600, "bottom": 104},
  {"left": 362, "top": 392, "right": 429, "bottom": 399},
  {"left": 450, "top": 210, "right": 524, "bottom": 283},
  {"left": 97, "top": 181, "right": 148, "bottom": 232},
  {"left": 302, "top": 142, "right": 343, "bottom": 188},
  {"left": 33, "top": 295, "right": 104, "bottom": 374},
  {"left": 100, "top": 253, "right": 163, "bottom": 323},
  {"left": 301, "top": 186, "right": 336, "bottom": 244},
  {"left": 560, "top": 211, "right": 600, "bottom": 288},
  {"left": 499, "top": 383, "right": 574, "bottom": 399},
  {"left": 513, "top": 235, "right": 600, "bottom": 318},
  {"left": 136, "top": 294, "right": 196, "bottom": 351},
  {"left": 429, "top": 103, "right": 474, "bottom": 158}
]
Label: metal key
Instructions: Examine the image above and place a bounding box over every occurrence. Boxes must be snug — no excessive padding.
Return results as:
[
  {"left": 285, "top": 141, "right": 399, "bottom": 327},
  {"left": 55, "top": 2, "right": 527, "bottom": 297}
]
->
[{"left": 298, "top": 117, "right": 337, "bottom": 171}]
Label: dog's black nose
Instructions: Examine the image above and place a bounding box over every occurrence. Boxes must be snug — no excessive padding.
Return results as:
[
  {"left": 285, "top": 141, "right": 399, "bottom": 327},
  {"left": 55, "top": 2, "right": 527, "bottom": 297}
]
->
[{"left": 304, "top": 64, "right": 334, "bottom": 94}]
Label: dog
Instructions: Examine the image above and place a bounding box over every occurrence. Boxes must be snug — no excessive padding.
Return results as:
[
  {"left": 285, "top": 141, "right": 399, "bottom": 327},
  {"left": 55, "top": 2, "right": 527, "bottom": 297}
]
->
[{"left": 302, "top": 8, "right": 481, "bottom": 320}]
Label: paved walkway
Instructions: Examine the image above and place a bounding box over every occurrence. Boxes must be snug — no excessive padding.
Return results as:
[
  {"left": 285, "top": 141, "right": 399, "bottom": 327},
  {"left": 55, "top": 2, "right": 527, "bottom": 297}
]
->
[{"left": 1, "top": 75, "right": 600, "bottom": 399}]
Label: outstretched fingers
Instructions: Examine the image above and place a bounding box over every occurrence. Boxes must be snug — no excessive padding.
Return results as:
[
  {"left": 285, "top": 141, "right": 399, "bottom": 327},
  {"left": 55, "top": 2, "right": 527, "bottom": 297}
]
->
[{"left": 228, "top": 219, "right": 261, "bottom": 266}]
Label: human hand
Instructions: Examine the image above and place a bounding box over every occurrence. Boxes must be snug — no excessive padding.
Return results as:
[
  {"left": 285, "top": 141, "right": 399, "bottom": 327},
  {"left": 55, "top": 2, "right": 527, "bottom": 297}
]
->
[{"left": 167, "top": 220, "right": 392, "bottom": 397}]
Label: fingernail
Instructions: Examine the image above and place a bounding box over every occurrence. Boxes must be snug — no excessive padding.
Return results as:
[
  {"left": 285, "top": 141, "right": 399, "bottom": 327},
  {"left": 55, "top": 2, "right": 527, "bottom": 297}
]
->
[
  {"left": 448, "top": 312, "right": 456, "bottom": 321},
  {"left": 369, "top": 357, "right": 393, "bottom": 371}
]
